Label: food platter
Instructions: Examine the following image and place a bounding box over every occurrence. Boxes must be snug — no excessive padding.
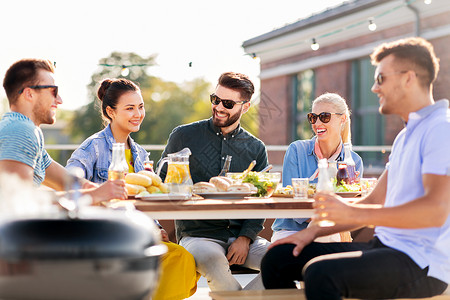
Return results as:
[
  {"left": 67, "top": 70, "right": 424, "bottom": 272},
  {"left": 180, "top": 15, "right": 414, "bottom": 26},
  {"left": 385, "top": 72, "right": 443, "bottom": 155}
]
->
[
  {"left": 135, "top": 194, "right": 191, "bottom": 201},
  {"left": 196, "top": 192, "right": 254, "bottom": 200}
]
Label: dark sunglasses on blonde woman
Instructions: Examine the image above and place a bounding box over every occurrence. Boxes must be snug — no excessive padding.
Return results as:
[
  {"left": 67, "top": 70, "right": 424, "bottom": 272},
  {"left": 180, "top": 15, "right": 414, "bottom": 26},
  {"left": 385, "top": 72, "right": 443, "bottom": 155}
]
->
[
  {"left": 210, "top": 94, "right": 247, "bottom": 109},
  {"left": 307, "top": 112, "right": 343, "bottom": 124}
]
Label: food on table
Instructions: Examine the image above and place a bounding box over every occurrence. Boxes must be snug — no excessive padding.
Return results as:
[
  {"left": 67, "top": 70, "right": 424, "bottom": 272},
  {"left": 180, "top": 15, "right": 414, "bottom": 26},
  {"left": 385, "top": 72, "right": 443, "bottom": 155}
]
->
[
  {"left": 332, "top": 178, "right": 361, "bottom": 193},
  {"left": 308, "top": 185, "right": 316, "bottom": 197},
  {"left": 125, "top": 173, "right": 152, "bottom": 187},
  {"left": 138, "top": 170, "right": 162, "bottom": 186},
  {"left": 125, "top": 183, "right": 146, "bottom": 195},
  {"left": 226, "top": 171, "right": 281, "bottom": 197},
  {"left": 158, "top": 183, "right": 169, "bottom": 193},
  {"left": 193, "top": 182, "right": 217, "bottom": 193},
  {"left": 125, "top": 171, "right": 167, "bottom": 196},
  {"left": 192, "top": 177, "right": 257, "bottom": 194},
  {"left": 273, "top": 185, "right": 293, "bottom": 196},
  {"left": 227, "top": 183, "right": 254, "bottom": 193},
  {"left": 209, "top": 177, "right": 231, "bottom": 191},
  {"left": 217, "top": 176, "right": 233, "bottom": 185}
]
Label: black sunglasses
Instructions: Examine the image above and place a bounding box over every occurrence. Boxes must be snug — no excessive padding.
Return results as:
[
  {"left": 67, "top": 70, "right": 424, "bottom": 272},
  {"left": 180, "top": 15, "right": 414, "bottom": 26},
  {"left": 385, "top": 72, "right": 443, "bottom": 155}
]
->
[
  {"left": 375, "top": 71, "right": 408, "bottom": 85},
  {"left": 210, "top": 94, "right": 247, "bottom": 109},
  {"left": 307, "top": 112, "right": 343, "bottom": 124},
  {"left": 19, "top": 85, "right": 58, "bottom": 97}
]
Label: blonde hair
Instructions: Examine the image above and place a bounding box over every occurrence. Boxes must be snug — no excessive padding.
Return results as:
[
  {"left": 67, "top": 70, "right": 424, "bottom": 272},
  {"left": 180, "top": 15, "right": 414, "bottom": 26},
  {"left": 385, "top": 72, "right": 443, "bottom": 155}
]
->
[{"left": 312, "top": 93, "right": 351, "bottom": 143}]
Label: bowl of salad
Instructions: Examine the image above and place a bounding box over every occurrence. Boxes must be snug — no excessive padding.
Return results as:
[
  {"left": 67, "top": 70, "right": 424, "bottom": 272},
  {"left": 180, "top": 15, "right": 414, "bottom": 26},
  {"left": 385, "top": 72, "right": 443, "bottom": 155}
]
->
[
  {"left": 226, "top": 171, "right": 281, "bottom": 197},
  {"left": 308, "top": 180, "right": 361, "bottom": 198}
]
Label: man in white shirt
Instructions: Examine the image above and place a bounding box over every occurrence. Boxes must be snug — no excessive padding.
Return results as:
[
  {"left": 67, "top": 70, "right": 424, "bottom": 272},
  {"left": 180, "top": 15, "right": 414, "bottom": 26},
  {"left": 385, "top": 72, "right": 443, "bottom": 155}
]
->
[{"left": 261, "top": 37, "right": 450, "bottom": 299}]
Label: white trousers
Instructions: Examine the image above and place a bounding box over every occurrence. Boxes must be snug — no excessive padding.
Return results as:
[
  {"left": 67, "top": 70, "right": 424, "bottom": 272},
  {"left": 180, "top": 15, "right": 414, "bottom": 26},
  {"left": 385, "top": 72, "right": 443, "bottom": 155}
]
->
[
  {"left": 271, "top": 229, "right": 342, "bottom": 243},
  {"left": 180, "top": 236, "right": 270, "bottom": 291}
]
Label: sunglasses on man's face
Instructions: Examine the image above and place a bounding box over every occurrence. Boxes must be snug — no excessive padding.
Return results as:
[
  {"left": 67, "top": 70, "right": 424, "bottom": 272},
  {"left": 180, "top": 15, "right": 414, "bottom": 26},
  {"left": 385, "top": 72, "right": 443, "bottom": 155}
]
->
[
  {"left": 375, "top": 71, "right": 408, "bottom": 86},
  {"left": 210, "top": 94, "right": 247, "bottom": 109},
  {"left": 307, "top": 112, "right": 343, "bottom": 124},
  {"left": 19, "top": 85, "right": 59, "bottom": 98}
]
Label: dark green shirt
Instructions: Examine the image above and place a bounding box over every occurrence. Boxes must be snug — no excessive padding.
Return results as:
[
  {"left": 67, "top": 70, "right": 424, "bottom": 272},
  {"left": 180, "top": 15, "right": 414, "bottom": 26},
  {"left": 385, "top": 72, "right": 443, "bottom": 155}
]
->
[{"left": 157, "top": 118, "right": 269, "bottom": 242}]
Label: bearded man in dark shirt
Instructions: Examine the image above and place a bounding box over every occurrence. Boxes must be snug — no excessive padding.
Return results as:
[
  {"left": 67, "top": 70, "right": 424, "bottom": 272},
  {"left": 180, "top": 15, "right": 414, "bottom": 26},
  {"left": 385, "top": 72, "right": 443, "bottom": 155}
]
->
[{"left": 158, "top": 72, "right": 270, "bottom": 291}]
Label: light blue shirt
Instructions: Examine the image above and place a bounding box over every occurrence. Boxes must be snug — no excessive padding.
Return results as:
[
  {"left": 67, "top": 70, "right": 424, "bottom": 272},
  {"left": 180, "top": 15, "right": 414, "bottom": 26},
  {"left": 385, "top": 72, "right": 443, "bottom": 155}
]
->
[
  {"left": 66, "top": 124, "right": 149, "bottom": 183},
  {"left": 0, "top": 112, "right": 52, "bottom": 185},
  {"left": 272, "top": 137, "right": 363, "bottom": 233},
  {"left": 375, "top": 99, "right": 450, "bottom": 284}
]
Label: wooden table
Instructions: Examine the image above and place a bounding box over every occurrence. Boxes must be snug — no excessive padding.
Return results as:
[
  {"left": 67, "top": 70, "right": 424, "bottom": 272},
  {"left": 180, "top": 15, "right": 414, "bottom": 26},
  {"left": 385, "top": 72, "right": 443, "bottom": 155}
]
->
[
  {"left": 209, "top": 289, "right": 450, "bottom": 300},
  {"left": 124, "top": 196, "right": 314, "bottom": 220}
]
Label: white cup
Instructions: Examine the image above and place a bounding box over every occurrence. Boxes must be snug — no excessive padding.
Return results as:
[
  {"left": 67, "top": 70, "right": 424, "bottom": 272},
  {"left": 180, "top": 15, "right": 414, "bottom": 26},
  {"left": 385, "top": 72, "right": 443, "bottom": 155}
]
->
[
  {"left": 292, "top": 178, "right": 309, "bottom": 199},
  {"left": 360, "top": 178, "right": 377, "bottom": 196}
]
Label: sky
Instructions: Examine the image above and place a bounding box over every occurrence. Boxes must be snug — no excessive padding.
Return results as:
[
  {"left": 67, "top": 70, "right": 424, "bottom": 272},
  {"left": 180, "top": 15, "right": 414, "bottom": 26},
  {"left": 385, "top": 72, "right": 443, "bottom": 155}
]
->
[{"left": 0, "top": 0, "right": 345, "bottom": 111}]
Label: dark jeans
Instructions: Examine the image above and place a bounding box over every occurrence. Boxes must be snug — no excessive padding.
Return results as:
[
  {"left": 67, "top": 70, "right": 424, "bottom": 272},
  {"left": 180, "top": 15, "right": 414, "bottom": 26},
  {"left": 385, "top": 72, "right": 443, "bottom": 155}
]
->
[{"left": 261, "top": 238, "right": 447, "bottom": 300}]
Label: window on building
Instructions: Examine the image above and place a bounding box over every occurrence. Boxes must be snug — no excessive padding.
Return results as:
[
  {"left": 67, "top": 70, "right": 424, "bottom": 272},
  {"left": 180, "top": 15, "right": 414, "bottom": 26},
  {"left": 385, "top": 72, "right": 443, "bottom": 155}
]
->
[
  {"left": 292, "top": 69, "right": 315, "bottom": 141},
  {"left": 351, "top": 57, "right": 386, "bottom": 169}
]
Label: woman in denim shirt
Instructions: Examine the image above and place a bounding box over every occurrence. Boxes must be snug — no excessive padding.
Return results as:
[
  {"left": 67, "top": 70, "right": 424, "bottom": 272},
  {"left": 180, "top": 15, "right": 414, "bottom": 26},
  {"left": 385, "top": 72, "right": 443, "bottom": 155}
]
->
[
  {"left": 66, "top": 79, "right": 148, "bottom": 181},
  {"left": 66, "top": 78, "right": 199, "bottom": 300},
  {"left": 272, "top": 93, "right": 363, "bottom": 243}
]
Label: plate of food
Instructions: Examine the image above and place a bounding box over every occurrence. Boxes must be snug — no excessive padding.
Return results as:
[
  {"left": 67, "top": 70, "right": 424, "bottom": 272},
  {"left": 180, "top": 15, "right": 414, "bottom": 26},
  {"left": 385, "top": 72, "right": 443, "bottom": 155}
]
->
[
  {"left": 135, "top": 193, "right": 191, "bottom": 201},
  {"left": 272, "top": 185, "right": 293, "bottom": 197}
]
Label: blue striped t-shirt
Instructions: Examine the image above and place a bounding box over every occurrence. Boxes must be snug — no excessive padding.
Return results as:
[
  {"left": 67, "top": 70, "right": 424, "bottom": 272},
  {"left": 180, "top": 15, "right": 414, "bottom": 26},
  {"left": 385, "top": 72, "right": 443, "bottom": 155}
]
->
[{"left": 0, "top": 112, "right": 52, "bottom": 185}]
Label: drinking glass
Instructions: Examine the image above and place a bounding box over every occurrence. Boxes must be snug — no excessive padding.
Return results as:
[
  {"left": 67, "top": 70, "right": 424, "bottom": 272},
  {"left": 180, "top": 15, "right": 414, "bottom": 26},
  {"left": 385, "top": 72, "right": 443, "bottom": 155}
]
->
[
  {"left": 360, "top": 178, "right": 377, "bottom": 196},
  {"left": 292, "top": 178, "right": 309, "bottom": 199}
]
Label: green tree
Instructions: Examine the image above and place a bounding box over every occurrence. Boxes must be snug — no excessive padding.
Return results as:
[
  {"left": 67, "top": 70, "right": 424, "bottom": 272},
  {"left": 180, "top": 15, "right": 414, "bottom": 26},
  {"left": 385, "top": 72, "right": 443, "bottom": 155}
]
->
[
  {"left": 68, "top": 52, "right": 212, "bottom": 148},
  {"left": 68, "top": 51, "right": 259, "bottom": 162},
  {"left": 69, "top": 52, "right": 157, "bottom": 141}
]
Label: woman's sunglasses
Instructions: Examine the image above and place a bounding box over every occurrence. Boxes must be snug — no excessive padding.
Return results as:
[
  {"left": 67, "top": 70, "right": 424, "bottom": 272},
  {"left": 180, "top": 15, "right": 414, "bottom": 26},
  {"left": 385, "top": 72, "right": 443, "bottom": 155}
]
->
[
  {"left": 307, "top": 112, "right": 343, "bottom": 124},
  {"left": 210, "top": 94, "right": 247, "bottom": 109},
  {"left": 19, "top": 85, "right": 59, "bottom": 98}
]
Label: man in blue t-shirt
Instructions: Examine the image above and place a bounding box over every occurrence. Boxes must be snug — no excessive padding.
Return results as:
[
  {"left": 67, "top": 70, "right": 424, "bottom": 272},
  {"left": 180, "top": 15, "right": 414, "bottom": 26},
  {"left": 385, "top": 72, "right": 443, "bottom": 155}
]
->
[
  {"left": 1, "top": 58, "right": 127, "bottom": 203},
  {"left": 261, "top": 37, "right": 450, "bottom": 299}
]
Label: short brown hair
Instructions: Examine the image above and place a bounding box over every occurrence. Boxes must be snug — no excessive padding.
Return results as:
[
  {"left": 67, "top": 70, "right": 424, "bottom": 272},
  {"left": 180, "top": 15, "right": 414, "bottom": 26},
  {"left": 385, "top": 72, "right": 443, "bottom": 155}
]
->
[
  {"left": 3, "top": 59, "right": 55, "bottom": 105},
  {"left": 217, "top": 72, "right": 254, "bottom": 101},
  {"left": 370, "top": 37, "right": 439, "bottom": 88}
]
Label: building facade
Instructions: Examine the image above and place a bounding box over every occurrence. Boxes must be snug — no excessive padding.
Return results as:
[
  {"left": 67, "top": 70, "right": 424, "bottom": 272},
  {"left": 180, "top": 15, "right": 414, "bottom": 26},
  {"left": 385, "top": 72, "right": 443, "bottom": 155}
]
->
[{"left": 243, "top": 0, "right": 450, "bottom": 175}]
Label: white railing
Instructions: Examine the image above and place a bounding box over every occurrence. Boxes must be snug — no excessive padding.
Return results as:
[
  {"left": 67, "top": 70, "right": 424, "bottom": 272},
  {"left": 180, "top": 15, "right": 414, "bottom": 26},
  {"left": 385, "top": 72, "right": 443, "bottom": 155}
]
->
[
  {"left": 44, "top": 144, "right": 392, "bottom": 153},
  {"left": 46, "top": 144, "right": 390, "bottom": 176}
]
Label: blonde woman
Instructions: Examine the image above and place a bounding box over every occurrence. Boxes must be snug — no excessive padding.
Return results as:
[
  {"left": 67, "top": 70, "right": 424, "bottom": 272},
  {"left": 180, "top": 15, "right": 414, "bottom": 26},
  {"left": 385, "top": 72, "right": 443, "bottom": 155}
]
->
[{"left": 271, "top": 93, "right": 363, "bottom": 242}]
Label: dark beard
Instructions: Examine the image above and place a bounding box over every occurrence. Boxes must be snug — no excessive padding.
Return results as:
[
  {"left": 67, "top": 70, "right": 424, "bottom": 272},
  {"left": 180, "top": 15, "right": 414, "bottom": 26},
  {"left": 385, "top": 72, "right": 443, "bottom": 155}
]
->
[{"left": 212, "top": 107, "right": 242, "bottom": 128}]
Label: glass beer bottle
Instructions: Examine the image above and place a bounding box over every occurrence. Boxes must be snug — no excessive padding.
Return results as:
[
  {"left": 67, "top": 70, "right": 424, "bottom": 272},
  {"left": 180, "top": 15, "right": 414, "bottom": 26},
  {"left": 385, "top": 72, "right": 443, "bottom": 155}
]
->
[
  {"left": 316, "top": 158, "right": 335, "bottom": 227},
  {"left": 108, "top": 143, "right": 127, "bottom": 180},
  {"left": 336, "top": 143, "right": 357, "bottom": 185}
]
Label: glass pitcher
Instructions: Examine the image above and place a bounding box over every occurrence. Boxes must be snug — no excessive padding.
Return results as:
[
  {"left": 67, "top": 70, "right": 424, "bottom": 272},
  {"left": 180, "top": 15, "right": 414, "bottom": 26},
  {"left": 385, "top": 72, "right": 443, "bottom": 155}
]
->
[{"left": 156, "top": 148, "right": 193, "bottom": 196}]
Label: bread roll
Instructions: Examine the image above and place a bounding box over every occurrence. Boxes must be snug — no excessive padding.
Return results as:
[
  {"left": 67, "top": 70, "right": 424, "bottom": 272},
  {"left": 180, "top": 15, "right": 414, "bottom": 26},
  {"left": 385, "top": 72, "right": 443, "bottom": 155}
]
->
[
  {"left": 209, "top": 177, "right": 230, "bottom": 192},
  {"left": 193, "top": 182, "right": 217, "bottom": 193},
  {"left": 227, "top": 184, "right": 251, "bottom": 192},
  {"left": 217, "top": 176, "right": 233, "bottom": 185},
  {"left": 138, "top": 170, "right": 162, "bottom": 186},
  {"left": 125, "top": 183, "right": 146, "bottom": 195},
  {"left": 125, "top": 173, "right": 152, "bottom": 187},
  {"left": 158, "top": 183, "right": 169, "bottom": 193}
]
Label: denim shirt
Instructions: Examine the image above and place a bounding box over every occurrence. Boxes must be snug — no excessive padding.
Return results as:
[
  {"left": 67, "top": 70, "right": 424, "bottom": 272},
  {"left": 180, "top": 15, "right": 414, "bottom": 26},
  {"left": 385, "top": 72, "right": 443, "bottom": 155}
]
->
[
  {"left": 272, "top": 137, "right": 363, "bottom": 233},
  {"left": 66, "top": 124, "right": 149, "bottom": 184}
]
